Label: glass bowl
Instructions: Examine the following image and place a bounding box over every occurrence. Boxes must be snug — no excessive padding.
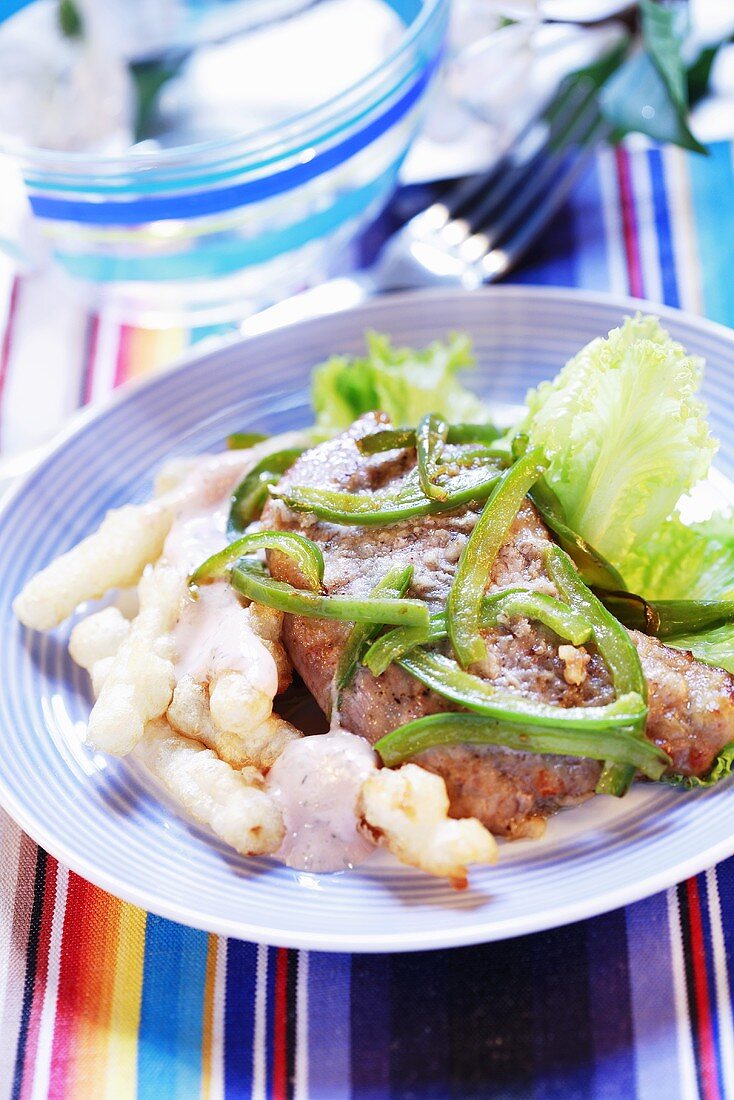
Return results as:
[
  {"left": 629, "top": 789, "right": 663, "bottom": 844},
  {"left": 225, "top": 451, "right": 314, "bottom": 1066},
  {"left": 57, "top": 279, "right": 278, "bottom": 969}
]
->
[{"left": 1, "top": 0, "right": 449, "bottom": 326}]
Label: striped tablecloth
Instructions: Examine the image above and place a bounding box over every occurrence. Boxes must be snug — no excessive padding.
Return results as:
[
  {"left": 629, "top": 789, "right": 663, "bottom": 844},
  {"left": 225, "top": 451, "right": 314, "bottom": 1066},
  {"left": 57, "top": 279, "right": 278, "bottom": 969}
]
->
[{"left": 2, "top": 141, "right": 734, "bottom": 1100}]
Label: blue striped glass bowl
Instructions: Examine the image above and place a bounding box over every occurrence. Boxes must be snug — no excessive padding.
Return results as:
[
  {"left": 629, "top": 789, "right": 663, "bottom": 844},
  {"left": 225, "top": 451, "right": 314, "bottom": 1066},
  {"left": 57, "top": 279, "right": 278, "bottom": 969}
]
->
[{"left": 5, "top": 0, "right": 448, "bottom": 325}]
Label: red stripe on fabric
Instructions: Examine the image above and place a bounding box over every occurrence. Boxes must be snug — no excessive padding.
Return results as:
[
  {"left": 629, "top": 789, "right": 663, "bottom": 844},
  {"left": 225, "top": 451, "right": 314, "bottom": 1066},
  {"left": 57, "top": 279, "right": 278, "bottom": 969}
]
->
[
  {"left": 18, "top": 857, "right": 58, "bottom": 1100},
  {"left": 686, "top": 877, "right": 722, "bottom": 1100},
  {"left": 113, "top": 324, "right": 134, "bottom": 389},
  {"left": 82, "top": 313, "right": 99, "bottom": 406},
  {"left": 47, "top": 872, "right": 91, "bottom": 1095},
  {"left": 614, "top": 146, "right": 644, "bottom": 298},
  {"left": 272, "top": 948, "right": 289, "bottom": 1100}
]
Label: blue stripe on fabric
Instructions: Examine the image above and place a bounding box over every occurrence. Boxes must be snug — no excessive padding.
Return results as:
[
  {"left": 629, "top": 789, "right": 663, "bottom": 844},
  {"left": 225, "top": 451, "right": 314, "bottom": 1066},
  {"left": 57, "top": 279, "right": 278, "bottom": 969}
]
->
[
  {"left": 444, "top": 942, "right": 535, "bottom": 1099},
  {"left": 713, "top": 859, "right": 734, "bottom": 1068},
  {"left": 137, "top": 915, "right": 209, "bottom": 1100},
  {"left": 647, "top": 146, "right": 680, "bottom": 308},
  {"left": 508, "top": 165, "right": 586, "bottom": 289},
  {"left": 530, "top": 924, "right": 594, "bottom": 1100},
  {"left": 387, "top": 952, "right": 450, "bottom": 1099},
  {"left": 28, "top": 53, "right": 440, "bottom": 225},
  {"left": 689, "top": 142, "right": 734, "bottom": 326},
  {"left": 52, "top": 160, "right": 401, "bottom": 281},
  {"left": 351, "top": 955, "right": 392, "bottom": 1100},
  {"left": 568, "top": 154, "right": 614, "bottom": 292},
  {"left": 625, "top": 893, "right": 684, "bottom": 1100},
  {"left": 308, "top": 953, "right": 352, "bottom": 1100},
  {"left": 586, "top": 910, "right": 636, "bottom": 1099},
  {"left": 224, "top": 940, "right": 259, "bottom": 1098}
]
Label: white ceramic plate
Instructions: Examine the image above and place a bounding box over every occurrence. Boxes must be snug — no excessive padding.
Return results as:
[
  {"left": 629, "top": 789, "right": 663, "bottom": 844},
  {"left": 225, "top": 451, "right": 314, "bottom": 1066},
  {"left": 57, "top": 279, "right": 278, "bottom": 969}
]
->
[{"left": 2, "top": 286, "right": 734, "bottom": 952}]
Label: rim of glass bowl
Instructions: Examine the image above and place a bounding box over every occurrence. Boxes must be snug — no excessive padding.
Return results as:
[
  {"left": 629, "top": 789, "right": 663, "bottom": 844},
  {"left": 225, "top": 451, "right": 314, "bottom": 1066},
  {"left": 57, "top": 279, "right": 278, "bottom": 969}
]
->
[{"left": 1, "top": 0, "right": 448, "bottom": 182}]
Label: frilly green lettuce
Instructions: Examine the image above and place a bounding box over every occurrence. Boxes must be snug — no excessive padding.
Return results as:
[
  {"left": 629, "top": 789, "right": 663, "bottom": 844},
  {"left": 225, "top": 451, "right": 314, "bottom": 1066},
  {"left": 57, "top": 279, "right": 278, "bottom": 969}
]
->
[
  {"left": 628, "top": 511, "right": 734, "bottom": 675},
  {"left": 622, "top": 512, "right": 734, "bottom": 601},
  {"left": 311, "top": 331, "right": 488, "bottom": 434},
  {"left": 521, "top": 314, "right": 717, "bottom": 575}
]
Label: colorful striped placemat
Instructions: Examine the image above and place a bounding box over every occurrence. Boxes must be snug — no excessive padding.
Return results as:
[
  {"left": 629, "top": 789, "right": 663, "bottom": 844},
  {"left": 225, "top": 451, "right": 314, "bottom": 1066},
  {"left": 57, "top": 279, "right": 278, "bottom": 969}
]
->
[{"left": 1, "top": 140, "right": 734, "bottom": 1099}]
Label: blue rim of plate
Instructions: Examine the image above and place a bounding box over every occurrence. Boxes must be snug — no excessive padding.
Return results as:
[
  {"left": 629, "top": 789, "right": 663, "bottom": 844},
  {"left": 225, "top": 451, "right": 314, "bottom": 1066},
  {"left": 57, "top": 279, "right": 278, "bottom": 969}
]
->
[{"left": 1, "top": 285, "right": 734, "bottom": 952}]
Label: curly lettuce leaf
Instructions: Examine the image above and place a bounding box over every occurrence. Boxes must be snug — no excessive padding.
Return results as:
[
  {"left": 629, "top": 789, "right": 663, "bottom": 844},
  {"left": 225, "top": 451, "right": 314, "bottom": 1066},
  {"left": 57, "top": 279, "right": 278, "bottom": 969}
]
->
[
  {"left": 311, "top": 331, "right": 489, "bottom": 434},
  {"left": 666, "top": 740, "right": 734, "bottom": 789},
  {"left": 623, "top": 512, "right": 734, "bottom": 600},
  {"left": 624, "top": 511, "right": 734, "bottom": 674},
  {"left": 521, "top": 314, "right": 717, "bottom": 574}
]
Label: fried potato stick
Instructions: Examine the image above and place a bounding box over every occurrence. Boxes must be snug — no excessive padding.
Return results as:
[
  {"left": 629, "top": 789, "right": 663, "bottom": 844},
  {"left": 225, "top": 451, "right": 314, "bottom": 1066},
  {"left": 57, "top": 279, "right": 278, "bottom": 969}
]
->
[
  {"left": 136, "top": 720, "right": 284, "bottom": 856},
  {"left": 15, "top": 432, "right": 309, "bottom": 633},
  {"left": 69, "top": 606, "right": 131, "bottom": 670},
  {"left": 86, "top": 564, "right": 184, "bottom": 756},
  {"left": 14, "top": 503, "right": 173, "bottom": 631},
  {"left": 168, "top": 675, "right": 300, "bottom": 771}
]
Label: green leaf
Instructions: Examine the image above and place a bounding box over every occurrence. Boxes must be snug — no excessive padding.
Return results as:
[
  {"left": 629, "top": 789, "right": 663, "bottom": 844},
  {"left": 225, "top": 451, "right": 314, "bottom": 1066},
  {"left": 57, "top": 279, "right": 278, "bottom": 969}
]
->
[
  {"left": 310, "top": 332, "right": 489, "bottom": 434},
  {"left": 601, "top": 51, "right": 706, "bottom": 153},
  {"left": 641, "top": 0, "right": 688, "bottom": 115},
  {"left": 625, "top": 511, "right": 734, "bottom": 676},
  {"left": 520, "top": 314, "right": 717, "bottom": 576},
  {"left": 623, "top": 512, "right": 734, "bottom": 601},
  {"left": 130, "top": 57, "right": 186, "bottom": 143},
  {"left": 58, "top": 0, "right": 83, "bottom": 38},
  {"left": 687, "top": 45, "right": 720, "bottom": 107},
  {"left": 666, "top": 740, "right": 734, "bottom": 788},
  {"left": 600, "top": 1, "right": 706, "bottom": 154},
  {"left": 564, "top": 33, "right": 630, "bottom": 92}
]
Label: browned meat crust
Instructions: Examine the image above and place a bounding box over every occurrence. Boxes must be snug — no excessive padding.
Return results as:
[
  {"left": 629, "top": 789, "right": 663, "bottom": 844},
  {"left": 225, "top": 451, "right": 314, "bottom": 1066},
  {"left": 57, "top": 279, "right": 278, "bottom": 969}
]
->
[{"left": 261, "top": 414, "right": 734, "bottom": 837}]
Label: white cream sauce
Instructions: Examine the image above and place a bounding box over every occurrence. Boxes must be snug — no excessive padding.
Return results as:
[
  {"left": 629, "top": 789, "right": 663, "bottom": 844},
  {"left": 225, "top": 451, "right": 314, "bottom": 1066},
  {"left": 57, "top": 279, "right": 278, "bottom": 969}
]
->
[
  {"left": 164, "top": 444, "right": 281, "bottom": 690},
  {"left": 164, "top": 502, "right": 230, "bottom": 576},
  {"left": 266, "top": 730, "right": 377, "bottom": 872},
  {"left": 161, "top": 432, "right": 308, "bottom": 574},
  {"left": 172, "top": 581, "right": 277, "bottom": 694}
]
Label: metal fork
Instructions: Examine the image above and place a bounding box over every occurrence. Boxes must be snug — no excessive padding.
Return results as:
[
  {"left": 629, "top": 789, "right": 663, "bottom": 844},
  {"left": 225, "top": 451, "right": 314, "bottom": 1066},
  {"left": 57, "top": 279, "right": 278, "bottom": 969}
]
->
[{"left": 244, "top": 79, "right": 609, "bottom": 335}]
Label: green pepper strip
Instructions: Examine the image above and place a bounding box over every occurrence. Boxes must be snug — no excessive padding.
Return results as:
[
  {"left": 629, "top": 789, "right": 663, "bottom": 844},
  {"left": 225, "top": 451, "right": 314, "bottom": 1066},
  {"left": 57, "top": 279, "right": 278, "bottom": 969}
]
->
[
  {"left": 438, "top": 446, "right": 510, "bottom": 467},
  {"left": 228, "top": 447, "right": 305, "bottom": 536},
  {"left": 398, "top": 649, "right": 647, "bottom": 731},
  {"left": 335, "top": 566, "right": 413, "bottom": 693},
  {"left": 271, "top": 463, "right": 503, "bottom": 527},
  {"left": 374, "top": 713, "right": 669, "bottom": 780},
  {"left": 597, "top": 591, "right": 734, "bottom": 638},
  {"left": 363, "top": 618, "right": 442, "bottom": 677},
  {"left": 364, "top": 590, "right": 593, "bottom": 676},
  {"left": 357, "top": 423, "right": 503, "bottom": 455},
  {"left": 545, "top": 545, "right": 647, "bottom": 797},
  {"left": 226, "top": 431, "right": 269, "bottom": 450},
  {"left": 230, "top": 562, "right": 430, "bottom": 628},
  {"left": 529, "top": 480, "right": 626, "bottom": 592},
  {"left": 416, "top": 413, "right": 449, "bottom": 501},
  {"left": 189, "top": 530, "right": 324, "bottom": 592},
  {"left": 447, "top": 449, "right": 548, "bottom": 667}
]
